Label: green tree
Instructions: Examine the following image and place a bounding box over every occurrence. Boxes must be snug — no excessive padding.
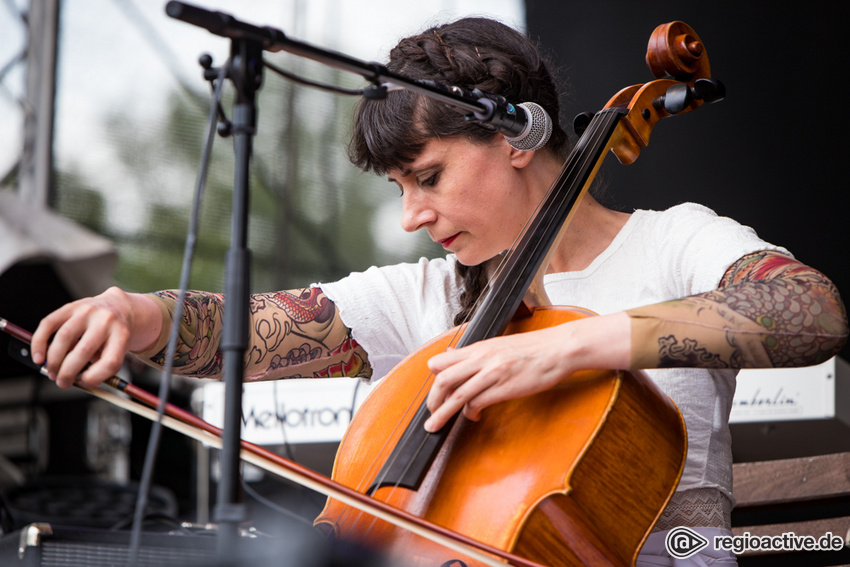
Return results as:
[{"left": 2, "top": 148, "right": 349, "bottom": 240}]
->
[{"left": 52, "top": 59, "right": 438, "bottom": 296}]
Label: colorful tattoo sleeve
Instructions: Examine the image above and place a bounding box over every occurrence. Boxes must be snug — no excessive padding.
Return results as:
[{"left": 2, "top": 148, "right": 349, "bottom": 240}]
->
[
  {"left": 628, "top": 251, "right": 848, "bottom": 369},
  {"left": 134, "top": 288, "right": 372, "bottom": 381}
]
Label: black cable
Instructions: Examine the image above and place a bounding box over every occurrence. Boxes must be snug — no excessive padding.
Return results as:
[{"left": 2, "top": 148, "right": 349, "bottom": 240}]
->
[
  {"left": 26, "top": 371, "right": 44, "bottom": 477},
  {"left": 127, "top": 64, "right": 227, "bottom": 566},
  {"left": 349, "top": 379, "right": 361, "bottom": 419},
  {"left": 263, "top": 59, "right": 364, "bottom": 97},
  {"left": 116, "top": 15, "right": 366, "bottom": 561}
]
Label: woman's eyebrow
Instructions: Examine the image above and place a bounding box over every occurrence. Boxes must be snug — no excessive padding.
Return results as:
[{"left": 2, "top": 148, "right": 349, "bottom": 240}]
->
[{"left": 387, "top": 167, "right": 409, "bottom": 184}]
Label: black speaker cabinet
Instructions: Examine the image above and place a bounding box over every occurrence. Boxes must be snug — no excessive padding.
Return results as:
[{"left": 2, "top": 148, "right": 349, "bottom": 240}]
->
[
  {"left": 0, "top": 522, "right": 389, "bottom": 566},
  {"left": 0, "top": 523, "right": 219, "bottom": 566}
]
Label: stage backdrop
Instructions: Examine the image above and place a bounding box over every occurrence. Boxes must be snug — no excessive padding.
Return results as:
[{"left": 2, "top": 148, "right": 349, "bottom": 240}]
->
[{"left": 525, "top": 2, "right": 849, "bottom": 361}]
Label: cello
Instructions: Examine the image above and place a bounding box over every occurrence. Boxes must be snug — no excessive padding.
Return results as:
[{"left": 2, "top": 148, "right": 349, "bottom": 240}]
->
[{"left": 314, "top": 20, "right": 724, "bottom": 567}]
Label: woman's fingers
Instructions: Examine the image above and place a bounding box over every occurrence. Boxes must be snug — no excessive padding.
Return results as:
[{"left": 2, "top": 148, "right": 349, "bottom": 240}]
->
[
  {"left": 78, "top": 331, "right": 128, "bottom": 387},
  {"left": 31, "top": 303, "right": 75, "bottom": 366},
  {"left": 31, "top": 288, "right": 137, "bottom": 388},
  {"left": 424, "top": 368, "right": 493, "bottom": 432},
  {"left": 424, "top": 342, "right": 526, "bottom": 432},
  {"left": 423, "top": 325, "right": 581, "bottom": 432},
  {"left": 425, "top": 348, "right": 467, "bottom": 408},
  {"left": 47, "top": 310, "right": 106, "bottom": 387}
]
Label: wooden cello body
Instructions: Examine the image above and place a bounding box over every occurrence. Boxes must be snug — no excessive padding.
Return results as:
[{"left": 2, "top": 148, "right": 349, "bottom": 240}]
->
[
  {"left": 314, "top": 20, "right": 723, "bottom": 567},
  {"left": 316, "top": 307, "right": 686, "bottom": 566}
]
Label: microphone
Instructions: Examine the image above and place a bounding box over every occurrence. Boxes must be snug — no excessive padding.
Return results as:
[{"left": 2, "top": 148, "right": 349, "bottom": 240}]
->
[
  {"left": 409, "top": 81, "right": 553, "bottom": 151},
  {"left": 475, "top": 97, "right": 553, "bottom": 152}
]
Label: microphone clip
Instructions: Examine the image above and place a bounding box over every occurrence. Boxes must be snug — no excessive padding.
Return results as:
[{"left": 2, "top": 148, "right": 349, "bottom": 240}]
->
[
  {"left": 453, "top": 86, "right": 552, "bottom": 151},
  {"left": 467, "top": 90, "right": 526, "bottom": 137}
]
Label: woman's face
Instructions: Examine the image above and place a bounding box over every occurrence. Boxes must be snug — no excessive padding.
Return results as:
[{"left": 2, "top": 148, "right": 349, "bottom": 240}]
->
[{"left": 387, "top": 136, "right": 537, "bottom": 266}]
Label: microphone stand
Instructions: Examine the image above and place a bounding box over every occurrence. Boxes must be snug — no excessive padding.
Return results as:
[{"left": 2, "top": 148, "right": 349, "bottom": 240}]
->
[
  {"left": 163, "top": 1, "right": 522, "bottom": 561},
  {"left": 212, "top": 35, "right": 262, "bottom": 563}
]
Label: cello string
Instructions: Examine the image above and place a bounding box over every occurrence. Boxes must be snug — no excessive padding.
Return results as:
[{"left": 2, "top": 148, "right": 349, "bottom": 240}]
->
[
  {"left": 372, "top": 110, "right": 618, "bottom": 496},
  {"left": 339, "top": 200, "right": 541, "bottom": 534},
  {"left": 459, "top": 110, "right": 618, "bottom": 343},
  {"left": 348, "top": 111, "right": 617, "bottom": 538},
  {"left": 370, "top": 110, "right": 615, "bottom": 481},
  {"left": 338, "top": 108, "right": 623, "bottom": 547},
  {"left": 450, "top": 109, "right": 616, "bottom": 343},
  {"left": 344, "top": 150, "right": 566, "bottom": 530},
  {"left": 338, "top": 145, "right": 558, "bottom": 529}
]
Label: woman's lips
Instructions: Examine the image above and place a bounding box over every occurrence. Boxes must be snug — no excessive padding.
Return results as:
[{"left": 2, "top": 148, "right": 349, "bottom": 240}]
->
[{"left": 438, "top": 233, "right": 460, "bottom": 248}]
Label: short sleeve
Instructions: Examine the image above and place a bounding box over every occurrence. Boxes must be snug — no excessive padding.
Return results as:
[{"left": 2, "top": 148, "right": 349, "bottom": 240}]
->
[
  {"left": 649, "top": 203, "right": 791, "bottom": 298},
  {"left": 316, "top": 256, "right": 461, "bottom": 380}
]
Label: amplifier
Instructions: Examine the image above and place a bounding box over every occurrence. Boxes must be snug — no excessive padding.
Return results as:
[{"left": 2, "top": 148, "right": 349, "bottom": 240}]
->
[
  {"left": 0, "top": 523, "right": 220, "bottom": 567},
  {"left": 0, "top": 522, "right": 387, "bottom": 567}
]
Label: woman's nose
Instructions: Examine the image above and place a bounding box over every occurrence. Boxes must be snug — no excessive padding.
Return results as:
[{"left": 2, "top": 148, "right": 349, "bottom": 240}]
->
[{"left": 400, "top": 193, "right": 437, "bottom": 233}]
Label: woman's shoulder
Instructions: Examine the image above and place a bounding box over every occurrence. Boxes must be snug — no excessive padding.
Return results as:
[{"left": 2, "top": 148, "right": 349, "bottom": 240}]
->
[
  {"left": 634, "top": 202, "right": 720, "bottom": 224},
  {"left": 317, "top": 254, "right": 460, "bottom": 310},
  {"left": 632, "top": 202, "right": 754, "bottom": 241},
  {"left": 316, "top": 255, "right": 462, "bottom": 369},
  {"left": 336, "top": 254, "right": 458, "bottom": 287}
]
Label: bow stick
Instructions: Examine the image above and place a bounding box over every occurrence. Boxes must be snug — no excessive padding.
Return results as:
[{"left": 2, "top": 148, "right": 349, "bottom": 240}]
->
[{"left": 0, "top": 316, "right": 545, "bottom": 567}]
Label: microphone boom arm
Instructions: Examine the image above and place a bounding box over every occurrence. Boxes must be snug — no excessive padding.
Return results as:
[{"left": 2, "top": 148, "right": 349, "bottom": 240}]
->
[{"left": 165, "top": 1, "right": 496, "bottom": 119}]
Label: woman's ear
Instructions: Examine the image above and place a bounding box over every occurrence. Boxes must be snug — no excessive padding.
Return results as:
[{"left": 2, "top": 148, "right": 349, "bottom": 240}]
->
[{"left": 507, "top": 143, "right": 536, "bottom": 169}]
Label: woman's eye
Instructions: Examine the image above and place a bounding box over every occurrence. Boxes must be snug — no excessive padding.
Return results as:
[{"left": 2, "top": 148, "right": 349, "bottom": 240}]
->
[{"left": 421, "top": 172, "right": 440, "bottom": 187}]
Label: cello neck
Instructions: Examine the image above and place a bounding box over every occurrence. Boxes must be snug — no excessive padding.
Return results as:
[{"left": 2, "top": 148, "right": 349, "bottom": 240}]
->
[
  {"left": 370, "top": 107, "right": 628, "bottom": 495},
  {"left": 460, "top": 107, "right": 627, "bottom": 345}
]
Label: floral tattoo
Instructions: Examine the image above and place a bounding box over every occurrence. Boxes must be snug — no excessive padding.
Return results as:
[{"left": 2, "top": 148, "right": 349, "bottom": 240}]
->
[
  {"left": 629, "top": 251, "right": 848, "bottom": 369},
  {"left": 141, "top": 288, "right": 371, "bottom": 381}
]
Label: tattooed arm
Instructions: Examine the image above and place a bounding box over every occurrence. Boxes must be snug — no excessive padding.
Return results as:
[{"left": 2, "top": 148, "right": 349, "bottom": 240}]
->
[
  {"left": 424, "top": 251, "right": 848, "bottom": 431},
  {"left": 134, "top": 288, "right": 372, "bottom": 381},
  {"left": 628, "top": 251, "right": 849, "bottom": 369},
  {"left": 31, "top": 285, "right": 371, "bottom": 389}
]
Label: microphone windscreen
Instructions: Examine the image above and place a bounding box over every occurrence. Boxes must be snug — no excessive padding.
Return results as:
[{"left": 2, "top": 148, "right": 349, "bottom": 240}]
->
[{"left": 505, "top": 102, "right": 552, "bottom": 151}]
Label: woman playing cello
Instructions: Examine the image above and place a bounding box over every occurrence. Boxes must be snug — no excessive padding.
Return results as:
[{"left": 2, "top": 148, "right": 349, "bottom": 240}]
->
[{"left": 30, "top": 17, "right": 847, "bottom": 566}]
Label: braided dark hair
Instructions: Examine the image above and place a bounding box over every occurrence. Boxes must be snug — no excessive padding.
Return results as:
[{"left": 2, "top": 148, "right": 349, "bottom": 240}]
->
[{"left": 348, "top": 18, "right": 570, "bottom": 325}]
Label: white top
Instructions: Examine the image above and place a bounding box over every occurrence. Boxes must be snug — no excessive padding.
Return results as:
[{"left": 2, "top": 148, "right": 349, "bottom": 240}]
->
[{"left": 318, "top": 203, "right": 788, "bottom": 501}]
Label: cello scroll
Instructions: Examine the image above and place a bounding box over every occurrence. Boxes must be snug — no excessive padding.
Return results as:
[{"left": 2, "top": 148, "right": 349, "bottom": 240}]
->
[{"left": 600, "top": 21, "right": 725, "bottom": 165}]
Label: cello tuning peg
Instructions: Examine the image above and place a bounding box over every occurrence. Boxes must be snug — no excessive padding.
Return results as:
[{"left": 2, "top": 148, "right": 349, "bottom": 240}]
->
[
  {"left": 654, "top": 83, "right": 693, "bottom": 115},
  {"left": 693, "top": 78, "right": 726, "bottom": 104},
  {"left": 573, "top": 112, "right": 595, "bottom": 136},
  {"left": 653, "top": 79, "right": 726, "bottom": 116}
]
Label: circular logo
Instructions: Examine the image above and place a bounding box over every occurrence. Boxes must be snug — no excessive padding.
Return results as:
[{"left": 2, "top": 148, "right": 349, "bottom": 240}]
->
[{"left": 665, "top": 526, "right": 710, "bottom": 559}]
